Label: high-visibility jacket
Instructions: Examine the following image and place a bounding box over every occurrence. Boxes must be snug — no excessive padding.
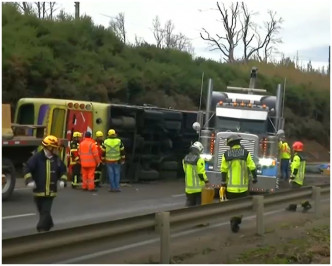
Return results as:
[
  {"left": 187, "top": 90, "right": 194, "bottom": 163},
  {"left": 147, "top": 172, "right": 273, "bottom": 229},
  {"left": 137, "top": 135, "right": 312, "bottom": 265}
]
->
[
  {"left": 279, "top": 141, "right": 291, "bottom": 159},
  {"left": 95, "top": 139, "right": 103, "bottom": 160},
  {"left": 291, "top": 152, "right": 306, "bottom": 186},
  {"left": 69, "top": 140, "right": 80, "bottom": 165},
  {"left": 102, "top": 137, "right": 125, "bottom": 163},
  {"left": 182, "top": 153, "right": 208, "bottom": 194},
  {"left": 78, "top": 137, "right": 100, "bottom": 168},
  {"left": 221, "top": 144, "right": 256, "bottom": 193}
]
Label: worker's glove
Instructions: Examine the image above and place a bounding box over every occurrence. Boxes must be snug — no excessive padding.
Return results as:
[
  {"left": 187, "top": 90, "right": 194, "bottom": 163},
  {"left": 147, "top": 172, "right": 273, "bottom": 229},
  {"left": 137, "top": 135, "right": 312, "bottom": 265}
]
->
[
  {"left": 27, "top": 181, "right": 36, "bottom": 189},
  {"left": 252, "top": 178, "right": 258, "bottom": 184},
  {"left": 289, "top": 179, "right": 294, "bottom": 184},
  {"left": 290, "top": 174, "right": 295, "bottom": 180},
  {"left": 204, "top": 181, "right": 210, "bottom": 188},
  {"left": 120, "top": 159, "right": 125, "bottom": 165},
  {"left": 59, "top": 181, "right": 66, "bottom": 189}
]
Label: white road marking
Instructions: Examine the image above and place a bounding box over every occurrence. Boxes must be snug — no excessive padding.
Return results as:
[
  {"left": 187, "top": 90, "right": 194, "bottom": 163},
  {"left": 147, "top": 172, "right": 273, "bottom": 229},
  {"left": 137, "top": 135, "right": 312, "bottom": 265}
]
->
[
  {"left": 2, "top": 213, "right": 36, "bottom": 220},
  {"left": 171, "top": 193, "right": 185, "bottom": 198}
]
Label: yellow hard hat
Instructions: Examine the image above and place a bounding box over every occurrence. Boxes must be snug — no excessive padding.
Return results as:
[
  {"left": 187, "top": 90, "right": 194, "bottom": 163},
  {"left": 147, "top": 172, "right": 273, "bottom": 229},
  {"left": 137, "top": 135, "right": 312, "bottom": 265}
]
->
[
  {"left": 42, "top": 135, "right": 59, "bottom": 148},
  {"left": 108, "top": 129, "right": 116, "bottom": 136},
  {"left": 73, "top": 132, "right": 81, "bottom": 138},
  {"left": 96, "top": 131, "right": 104, "bottom": 137}
]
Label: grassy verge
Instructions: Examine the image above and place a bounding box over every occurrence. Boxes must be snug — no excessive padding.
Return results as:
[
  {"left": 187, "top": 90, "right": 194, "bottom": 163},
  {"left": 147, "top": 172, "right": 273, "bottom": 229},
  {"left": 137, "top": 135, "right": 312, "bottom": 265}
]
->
[{"left": 236, "top": 224, "right": 330, "bottom": 264}]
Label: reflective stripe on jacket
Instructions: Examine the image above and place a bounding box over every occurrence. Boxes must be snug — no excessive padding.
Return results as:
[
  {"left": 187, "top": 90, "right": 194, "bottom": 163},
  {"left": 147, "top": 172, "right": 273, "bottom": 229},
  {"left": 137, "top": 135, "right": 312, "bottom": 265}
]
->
[
  {"left": 279, "top": 141, "right": 291, "bottom": 159},
  {"left": 79, "top": 138, "right": 100, "bottom": 167},
  {"left": 182, "top": 153, "right": 208, "bottom": 194},
  {"left": 291, "top": 152, "right": 306, "bottom": 186},
  {"left": 102, "top": 137, "right": 125, "bottom": 163},
  {"left": 70, "top": 140, "right": 80, "bottom": 165},
  {"left": 23, "top": 150, "right": 67, "bottom": 197},
  {"left": 221, "top": 144, "right": 256, "bottom": 193}
]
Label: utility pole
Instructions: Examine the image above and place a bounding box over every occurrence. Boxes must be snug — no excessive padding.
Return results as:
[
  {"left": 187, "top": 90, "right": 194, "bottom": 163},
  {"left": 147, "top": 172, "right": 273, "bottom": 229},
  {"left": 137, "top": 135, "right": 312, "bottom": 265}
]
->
[
  {"left": 328, "top": 45, "right": 330, "bottom": 76},
  {"left": 74, "top": 2, "right": 80, "bottom": 19}
]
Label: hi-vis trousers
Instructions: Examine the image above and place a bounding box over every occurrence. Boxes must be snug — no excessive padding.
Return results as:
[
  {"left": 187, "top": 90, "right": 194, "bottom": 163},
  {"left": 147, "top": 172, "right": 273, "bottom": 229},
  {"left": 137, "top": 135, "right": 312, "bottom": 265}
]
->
[{"left": 81, "top": 167, "right": 96, "bottom": 191}]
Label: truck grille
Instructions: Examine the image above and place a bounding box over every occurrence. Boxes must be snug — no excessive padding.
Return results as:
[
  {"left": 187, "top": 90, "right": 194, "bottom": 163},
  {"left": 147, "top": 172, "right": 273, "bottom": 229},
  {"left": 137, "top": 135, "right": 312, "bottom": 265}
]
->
[{"left": 214, "top": 133, "right": 258, "bottom": 171}]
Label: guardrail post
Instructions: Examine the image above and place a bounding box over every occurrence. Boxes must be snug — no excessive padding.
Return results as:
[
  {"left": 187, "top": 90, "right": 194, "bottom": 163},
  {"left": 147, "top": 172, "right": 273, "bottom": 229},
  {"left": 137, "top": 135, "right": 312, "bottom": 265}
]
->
[
  {"left": 312, "top": 186, "right": 321, "bottom": 218},
  {"left": 155, "top": 212, "right": 171, "bottom": 264},
  {"left": 253, "top": 195, "right": 264, "bottom": 236}
]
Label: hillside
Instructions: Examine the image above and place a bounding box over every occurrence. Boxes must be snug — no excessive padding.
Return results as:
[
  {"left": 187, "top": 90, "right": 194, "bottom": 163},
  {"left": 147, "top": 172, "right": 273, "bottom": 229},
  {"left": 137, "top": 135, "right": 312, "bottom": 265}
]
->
[{"left": 1, "top": 3, "right": 330, "bottom": 147}]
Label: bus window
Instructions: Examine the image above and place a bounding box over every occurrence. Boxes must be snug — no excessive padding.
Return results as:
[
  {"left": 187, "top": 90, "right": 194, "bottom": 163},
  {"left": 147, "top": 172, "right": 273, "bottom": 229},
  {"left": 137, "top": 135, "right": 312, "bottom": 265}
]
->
[
  {"left": 50, "top": 108, "right": 66, "bottom": 138},
  {"left": 17, "top": 104, "right": 34, "bottom": 124}
]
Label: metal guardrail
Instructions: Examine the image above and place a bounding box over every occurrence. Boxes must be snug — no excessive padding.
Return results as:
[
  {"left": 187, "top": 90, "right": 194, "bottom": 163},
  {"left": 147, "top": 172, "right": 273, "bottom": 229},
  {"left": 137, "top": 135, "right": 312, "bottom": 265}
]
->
[{"left": 2, "top": 184, "right": 330, "bottom": 263}]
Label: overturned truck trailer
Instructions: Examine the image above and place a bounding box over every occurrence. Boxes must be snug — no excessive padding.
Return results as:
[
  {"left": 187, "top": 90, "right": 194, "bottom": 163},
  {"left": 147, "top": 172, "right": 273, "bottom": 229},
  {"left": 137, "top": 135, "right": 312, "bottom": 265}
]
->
[{"left": 14, "top": 98, "right": 199, "bottom": 183}]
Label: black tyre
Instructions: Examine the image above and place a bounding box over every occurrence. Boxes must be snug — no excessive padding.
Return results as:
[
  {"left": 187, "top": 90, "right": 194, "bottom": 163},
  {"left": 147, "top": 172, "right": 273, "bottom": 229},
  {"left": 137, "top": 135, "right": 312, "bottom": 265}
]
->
[
  {"left": 138, "top": 169, "right": 160, "bottom": 180},
  {"left": 160, "top": 161, "right": 178, "bottom": 171},
  {"left": 2, "top": 158, "right": 16, "bottom": 201},
  {"left": 159, "top": 170, "right": 178, "bottom": 179}
]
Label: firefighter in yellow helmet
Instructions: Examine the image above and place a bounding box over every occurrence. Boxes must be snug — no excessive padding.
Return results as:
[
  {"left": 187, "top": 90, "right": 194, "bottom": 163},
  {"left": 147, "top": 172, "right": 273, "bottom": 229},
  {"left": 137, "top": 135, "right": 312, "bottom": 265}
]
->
[
  {"left": 101, "top": 129, "right": 125, "bottom": 192},
  {"left": 94, "top": 131, "right": 104, "bottom": 187},
  {"left": 23, "top": 135, "right": 67, "bottom": 232},
  {"left": 70, "top": 131, "right": 82, "bottom": 188},
  {"left": 289, "top": 141, "right": 306, "bottom": 188},
  {"left": 182, "top": 141, "right": 209, "bottom": 206}
]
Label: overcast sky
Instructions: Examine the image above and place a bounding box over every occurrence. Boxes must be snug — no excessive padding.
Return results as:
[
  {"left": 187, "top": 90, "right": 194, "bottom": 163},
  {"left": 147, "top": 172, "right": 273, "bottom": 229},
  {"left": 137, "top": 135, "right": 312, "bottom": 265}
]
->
[{"left": 58, "top": 0, "right": 330, "bottom": 68}]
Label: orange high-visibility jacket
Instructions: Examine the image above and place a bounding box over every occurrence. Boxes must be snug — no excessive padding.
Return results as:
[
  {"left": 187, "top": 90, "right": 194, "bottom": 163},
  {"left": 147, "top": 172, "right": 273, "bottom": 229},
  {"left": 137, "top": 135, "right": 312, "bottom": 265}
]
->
[{"left": 78, "top": 137, "right": 101, "bottom": 168}]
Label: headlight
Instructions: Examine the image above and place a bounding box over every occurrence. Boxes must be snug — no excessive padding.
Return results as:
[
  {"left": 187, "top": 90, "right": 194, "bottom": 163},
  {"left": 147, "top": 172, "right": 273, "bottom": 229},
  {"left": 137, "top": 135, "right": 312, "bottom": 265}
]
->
[
  {"left": 200, "top": 153, "right": 213, "bottom": 161},
  {"left": 258, "top": 158, "right": 276, "bottom": 166}
]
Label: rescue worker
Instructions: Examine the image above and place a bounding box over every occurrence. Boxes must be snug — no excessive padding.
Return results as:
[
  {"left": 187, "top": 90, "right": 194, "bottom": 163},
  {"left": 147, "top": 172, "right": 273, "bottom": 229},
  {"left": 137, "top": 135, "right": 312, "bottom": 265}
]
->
[
  {"left": 182, "top": 141, "right": 209, "bottom": 207},
  {"left": 102, "top": 129, "right": 125, "bottom": 192},
  {"left": 70, "top": 131, "right": 82, "bottom": 188},
  {"left": 220, "top": 134, "right": 257, "bottom": 233},
  {"left": 94, "top": 131, "right": 104, "bottom": 187},
  {"left": 78, "top": 131, "right": 101, "bottom": 192},
  {"left": 278, "top": 132, "right": 291, "bottom": 181},
  {"left": 289, "top": 141, "right": 306, "bottom": 188},
  {"left": 23, "top": 135, "right": 67, "bottom": 232}
]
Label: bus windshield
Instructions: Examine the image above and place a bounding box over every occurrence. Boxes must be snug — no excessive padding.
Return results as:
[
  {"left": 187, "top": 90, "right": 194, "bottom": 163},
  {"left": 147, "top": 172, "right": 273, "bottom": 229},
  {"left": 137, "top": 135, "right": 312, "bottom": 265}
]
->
[{"left": 215, "top": 117, "right": 267, "bottom": 134}]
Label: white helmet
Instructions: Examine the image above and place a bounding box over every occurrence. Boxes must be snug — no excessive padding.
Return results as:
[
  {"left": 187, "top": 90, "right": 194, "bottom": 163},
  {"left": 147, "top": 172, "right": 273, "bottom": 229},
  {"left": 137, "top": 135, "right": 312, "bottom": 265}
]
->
[{"left": 190, "top": 141, "right": 204, "bottom": 154}]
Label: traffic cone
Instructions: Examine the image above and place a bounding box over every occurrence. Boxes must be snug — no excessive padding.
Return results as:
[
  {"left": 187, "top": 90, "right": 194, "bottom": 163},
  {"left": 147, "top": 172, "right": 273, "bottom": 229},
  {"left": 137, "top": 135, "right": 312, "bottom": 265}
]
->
[
  {"left": 230, "top": 216, "right": 242, "bottom": 233},
  {"left": 286, "top": 204, "right": 297, "bottom": 211}
]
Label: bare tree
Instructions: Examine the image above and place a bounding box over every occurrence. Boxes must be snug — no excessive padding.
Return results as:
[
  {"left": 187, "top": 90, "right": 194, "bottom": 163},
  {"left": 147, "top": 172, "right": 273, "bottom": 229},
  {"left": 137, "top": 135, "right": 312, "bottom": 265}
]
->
[
  {"left": 108, "top": 12, "right": 126, "bottom": 43},
  {"left": 16, "top": 2, "right": 58, "bottom": 19},
  {"left": 200, "top": 2, "right": 242, "bottom": 63},
  {"left": 201, "top": 2, "right": 283, "bottom": 63},
  {"left": 152, "top": 16, "right": 164, "bottom": 48},
  {"left": 151, "top": 17, "right": 194, "bottom": 53},
  {"left": 16, "top": 2, "right": 34, "bottom": 14},
  {"left": 254, "top": 10, "right": 283, "bottom": 62}
]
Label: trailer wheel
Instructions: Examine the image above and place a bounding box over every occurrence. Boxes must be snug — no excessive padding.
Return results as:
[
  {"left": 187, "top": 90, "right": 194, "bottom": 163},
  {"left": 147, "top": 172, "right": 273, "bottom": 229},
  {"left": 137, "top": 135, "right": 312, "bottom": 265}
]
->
[
  {"left": 138, "top": 169, "right": 160, "bottom": 180},
  {"left": 2, "top": 158, "right": 16, "bottom": 201}
]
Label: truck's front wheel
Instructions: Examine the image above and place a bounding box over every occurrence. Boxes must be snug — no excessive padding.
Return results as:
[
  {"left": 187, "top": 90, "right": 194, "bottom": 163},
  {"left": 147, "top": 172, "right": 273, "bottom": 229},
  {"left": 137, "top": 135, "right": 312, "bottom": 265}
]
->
[{"left": 2, "top": 158, "right": 16, "bottom": 201}]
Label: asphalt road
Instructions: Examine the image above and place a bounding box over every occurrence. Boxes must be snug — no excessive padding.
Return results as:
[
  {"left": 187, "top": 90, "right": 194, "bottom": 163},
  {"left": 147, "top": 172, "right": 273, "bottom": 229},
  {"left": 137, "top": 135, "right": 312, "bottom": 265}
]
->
[{"left": 2, "top": 173, "right": 329, "bottom": 239}]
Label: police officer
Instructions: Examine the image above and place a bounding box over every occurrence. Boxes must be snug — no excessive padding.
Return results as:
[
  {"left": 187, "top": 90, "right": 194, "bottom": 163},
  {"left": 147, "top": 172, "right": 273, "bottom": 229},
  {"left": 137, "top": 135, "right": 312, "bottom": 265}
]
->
[
  {"left": 23, "top": 135, "right": 67, "bottom": 232},
  {"left": 289, "top": 141, "right": 306, "bottom": 188},
  {"left": 220, "top": 134, "right": 257, "bottom": 233},
  {"left": 182, "top": 141, "right": 209, "bottom": 207},
  {"left": 94, "top": 131, "right": 104, "bottom": 187},
  {"left": 70, "top": 131, "right": 82, "bottom": 188},
  {"left": 102, "top": 129, "right": 125, "bottom": 192}
]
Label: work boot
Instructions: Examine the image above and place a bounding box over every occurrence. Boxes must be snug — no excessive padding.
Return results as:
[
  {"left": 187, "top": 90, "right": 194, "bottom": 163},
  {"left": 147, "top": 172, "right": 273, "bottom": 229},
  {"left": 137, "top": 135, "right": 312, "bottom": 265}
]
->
[
  {"left": 286, "top": 204, "right": 297, "bottom": 211},
  {"left": 301, "top": 200, "right": 312, "bottom": 212},
  {"left": 230, "top": 216, "right": 242, "bottom": 233}
]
